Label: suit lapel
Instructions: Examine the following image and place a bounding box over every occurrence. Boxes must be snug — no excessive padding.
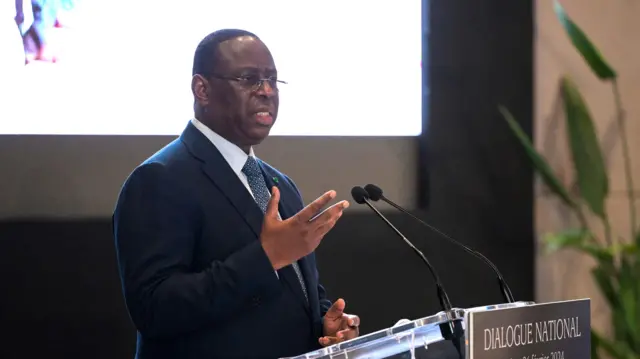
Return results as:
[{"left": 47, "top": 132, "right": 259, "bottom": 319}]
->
[
  {"left": 181, "top": 123, "right": 314, "bottom": 315},
  {"left": 263, "top": 171, "right": 313, "bottom": 313},
  {"left": 180, "top": 123, "right": 264, "bottom": 239}
]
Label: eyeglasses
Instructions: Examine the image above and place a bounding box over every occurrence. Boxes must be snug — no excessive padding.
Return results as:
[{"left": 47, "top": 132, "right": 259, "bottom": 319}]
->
[{"left": 209, "top": 74, "right": 287, "bottom": 92}]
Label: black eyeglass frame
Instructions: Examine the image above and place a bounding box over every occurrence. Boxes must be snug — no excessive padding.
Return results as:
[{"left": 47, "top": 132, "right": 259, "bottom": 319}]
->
[{"left": 207, "top": 73, "right": 287, "bottom": 91}]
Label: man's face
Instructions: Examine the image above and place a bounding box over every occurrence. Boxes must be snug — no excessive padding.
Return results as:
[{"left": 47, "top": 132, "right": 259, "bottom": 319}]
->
[{"left": 200, "top": 36, "right": 280, "bottom": 149}]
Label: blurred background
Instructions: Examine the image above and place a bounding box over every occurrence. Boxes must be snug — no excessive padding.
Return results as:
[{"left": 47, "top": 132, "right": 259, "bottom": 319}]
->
[{"left": 0, "top": 0, "right": 638, "bottom": 358}]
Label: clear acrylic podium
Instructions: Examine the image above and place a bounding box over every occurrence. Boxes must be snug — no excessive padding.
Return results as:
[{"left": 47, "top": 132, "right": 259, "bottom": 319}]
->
[{"left": 282, "top": 301, "right": 535, "bottom": 359}]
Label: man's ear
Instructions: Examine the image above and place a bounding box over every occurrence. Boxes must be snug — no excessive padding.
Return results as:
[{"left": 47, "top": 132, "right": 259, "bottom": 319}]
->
[{"left": 191, "top": 74, "right": 210, "bottom": 107}]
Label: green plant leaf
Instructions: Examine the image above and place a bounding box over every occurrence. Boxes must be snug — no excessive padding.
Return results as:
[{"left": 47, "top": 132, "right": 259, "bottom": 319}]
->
[
  {"left": 635, "top": 253, "right": 640, "bottom": 353},
  {"left": 618, "top": 258, "right": 640, "bottom": 352},
  {"left": 544, "top": 228, "right": 590, "bottom": 251},
  {"left": 593, "top": 265, "right": 618, "bottom": 309},
  {"left": 595, "top": 262, "right": 640, "bottom": 357},
  {"left": 543, "top": 229, "right": 616, "bottom": 266},
  {"left": 554, "top": 0, "right": 616, "bottom": 80},
  {"left": 560, "top": 76, "right": 609, "bottom": 218},
  {"left": 499, "top": 106, "right": 576, "bottom": 209},
  {"left": 591, "top": 330, "right": 636, "bottom": 359},
  {"left": 616, "top": 242, "right": 640, "bottom": 256},
  {"left": 591, "top": 330, "right": 601, "bottom": 359}
]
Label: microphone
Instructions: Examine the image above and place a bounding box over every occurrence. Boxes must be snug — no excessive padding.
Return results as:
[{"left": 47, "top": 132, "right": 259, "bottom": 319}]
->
[
  {"left": 363, "top": 184, "right": 516, "bottom": 304},
  {"left": 350, "top": 186, "right": 453, "bottom": 312}
]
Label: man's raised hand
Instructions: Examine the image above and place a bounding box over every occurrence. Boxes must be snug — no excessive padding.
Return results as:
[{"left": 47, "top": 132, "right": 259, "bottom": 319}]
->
[{"left": 260, "top": 187, "right": 349, "bottom": 269}]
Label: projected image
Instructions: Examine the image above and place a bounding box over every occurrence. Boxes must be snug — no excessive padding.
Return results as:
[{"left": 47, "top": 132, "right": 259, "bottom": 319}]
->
[
  {"left": 1, "top": 0, "right": 422, "bottom": 136},
  {"left": 17, "top": 0, "right": 67, "bottom": 63}
]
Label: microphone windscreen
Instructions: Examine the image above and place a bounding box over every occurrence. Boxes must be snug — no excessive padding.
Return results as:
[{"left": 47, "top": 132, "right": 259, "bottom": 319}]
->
[
  {"left": 350, "top": 186, "right": 369, "bottom": 204},
  {"left": 364, "top": 184, "right": 383, "bottom": 201}
]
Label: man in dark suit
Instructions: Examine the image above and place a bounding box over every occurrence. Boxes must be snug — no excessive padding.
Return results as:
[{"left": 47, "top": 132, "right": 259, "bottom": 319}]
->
[{"left": 112, "top": 29, "right": 360, "bottom": 359}]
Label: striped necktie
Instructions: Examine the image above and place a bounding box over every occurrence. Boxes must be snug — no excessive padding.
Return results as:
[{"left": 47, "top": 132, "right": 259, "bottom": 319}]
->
[{"left": 242, "top": 156, "right": 309, "bottom": 303}]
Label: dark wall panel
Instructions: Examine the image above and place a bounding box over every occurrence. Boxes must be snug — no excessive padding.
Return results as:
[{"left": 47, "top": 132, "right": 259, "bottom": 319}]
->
[{"left": 420, "top": 0, "right": 534, "bottom": 240}]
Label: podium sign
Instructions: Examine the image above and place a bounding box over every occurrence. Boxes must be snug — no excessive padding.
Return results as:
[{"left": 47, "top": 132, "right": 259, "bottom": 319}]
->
[{"left": 465, "top": 299, "right": 590, "bottom": 359}]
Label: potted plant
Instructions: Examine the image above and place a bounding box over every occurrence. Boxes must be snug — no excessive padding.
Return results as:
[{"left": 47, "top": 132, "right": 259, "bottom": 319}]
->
[{"left": 499, "top": 1, "right": 639, "bottom": 358}]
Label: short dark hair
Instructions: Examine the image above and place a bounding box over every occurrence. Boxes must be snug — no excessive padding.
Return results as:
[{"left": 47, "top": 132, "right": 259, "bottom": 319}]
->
[{"left": 192, "top": 29, "right": 259, "bottom": 77}]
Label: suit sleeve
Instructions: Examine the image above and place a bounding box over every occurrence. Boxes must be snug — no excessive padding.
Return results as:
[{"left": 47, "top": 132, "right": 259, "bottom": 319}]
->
[
  {"left": 283, "top": 174, "right": 333, "bottom": 316},
  {"left": 315, "top": 267, "right": 333, "bottom": 317},
  {"left": 113, "top": 163, "right": 281, "bottom": 338}
]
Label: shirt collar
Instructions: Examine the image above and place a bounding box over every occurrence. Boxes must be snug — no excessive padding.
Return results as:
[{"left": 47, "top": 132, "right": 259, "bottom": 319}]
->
[{"left": 190, "top": 118, "right": 256, "bottom": 176}]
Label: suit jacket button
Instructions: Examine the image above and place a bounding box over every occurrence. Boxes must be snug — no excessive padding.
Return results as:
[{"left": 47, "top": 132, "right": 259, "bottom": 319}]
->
[{"left": 252, "top": 296, "right": 261, "bottom": 306}]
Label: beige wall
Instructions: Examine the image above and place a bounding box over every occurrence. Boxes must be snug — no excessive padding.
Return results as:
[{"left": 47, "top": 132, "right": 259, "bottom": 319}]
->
[{"left": 535, "top": 0, "right": 640, "bottom": 335}]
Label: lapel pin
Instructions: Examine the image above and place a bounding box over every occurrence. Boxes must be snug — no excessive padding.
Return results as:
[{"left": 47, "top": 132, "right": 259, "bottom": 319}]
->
[{"left": 272, "top": 177, "right": 279, "bottom": 185}]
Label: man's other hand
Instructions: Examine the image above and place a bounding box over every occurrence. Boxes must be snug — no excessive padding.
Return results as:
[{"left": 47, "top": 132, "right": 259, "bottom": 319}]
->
[{"left": 319, "top": 298, "right": 360, "bottom": 347}]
